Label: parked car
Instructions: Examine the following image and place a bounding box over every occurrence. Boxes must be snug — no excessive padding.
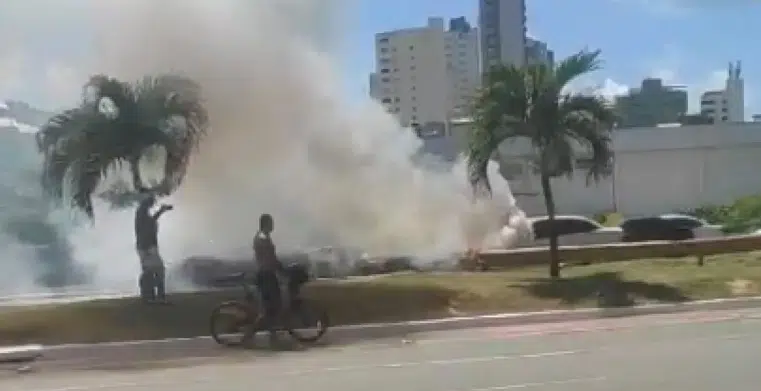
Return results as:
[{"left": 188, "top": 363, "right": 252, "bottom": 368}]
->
[
  {"left": 515, "top": 215, "right": 623, "bottom": 248},
  {"left": 658, "top": 214, "right": 724, "bottom": 239},
  {"left": 619, "top": 214, "right": 723, "bottom": 243}
]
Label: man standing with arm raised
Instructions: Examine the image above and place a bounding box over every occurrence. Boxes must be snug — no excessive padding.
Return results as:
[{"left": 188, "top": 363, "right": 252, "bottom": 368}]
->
[{"left": 134, "top": 193, "right": 173, "bottom": 304}]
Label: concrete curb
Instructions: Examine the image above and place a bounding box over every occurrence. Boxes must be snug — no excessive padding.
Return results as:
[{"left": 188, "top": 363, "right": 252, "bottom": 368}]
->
[
  {"left": 41, "top": 295, "right": 761, "bottom": 352},
  {"left": 0, "top": 344, "right": 44, "bottom": 363},
  {"left": 328, "top": 296, "right": 761, "bottom": 340}
]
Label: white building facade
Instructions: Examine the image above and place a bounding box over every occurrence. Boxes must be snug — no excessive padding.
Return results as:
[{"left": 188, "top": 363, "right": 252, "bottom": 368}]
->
[
  {"left": 444, "top": 119, "right": 761, "bottom": 217},
  {"left": 368, "top": 17, "right": 480, "bottom": 129},
  {"left": 699, "top": 61, "right": 745, "bottom": 123},
  {"left": 479, "top": 0, "right": 527, "bottom": 70}
]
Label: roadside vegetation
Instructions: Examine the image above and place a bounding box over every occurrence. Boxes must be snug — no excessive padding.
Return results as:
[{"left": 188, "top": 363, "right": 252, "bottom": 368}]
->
[
  {"left": 2, "top": 254, "right": 761, "bottom": 345},
  {"left": 689, "top": 195, "right": 761, "bottom": 234}
]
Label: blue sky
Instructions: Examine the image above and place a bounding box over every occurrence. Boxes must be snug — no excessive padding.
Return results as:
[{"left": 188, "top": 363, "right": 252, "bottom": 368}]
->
[
  {"left": 344, "top": 0, "right": 760, "bottom": 116},
  {"left": 0, "top": 0, "right": 758, "bottom": 117}
]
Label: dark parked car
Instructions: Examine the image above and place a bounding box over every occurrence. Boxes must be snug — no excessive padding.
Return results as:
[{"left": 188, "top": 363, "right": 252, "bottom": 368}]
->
[{"left": 620, "top": 216, "right": 696, "bottom": 242}]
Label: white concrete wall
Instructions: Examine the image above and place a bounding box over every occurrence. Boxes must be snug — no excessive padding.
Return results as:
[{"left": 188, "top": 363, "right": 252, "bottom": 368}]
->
[{"left": 494, "top": 122, "right": 761, "bottom": 217}]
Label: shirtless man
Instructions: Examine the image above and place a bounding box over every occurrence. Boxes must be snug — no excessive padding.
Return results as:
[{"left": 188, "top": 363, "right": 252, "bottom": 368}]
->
[
  {"left": 134, "top": 194, "right": 173, "bottom": 303},
  {"left": 253, "top": 213, "right": 285, "bottom": 346}
]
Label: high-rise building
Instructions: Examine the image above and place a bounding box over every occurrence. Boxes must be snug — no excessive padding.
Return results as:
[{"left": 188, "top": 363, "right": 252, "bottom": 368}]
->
[
  {"left": 525, "top": 37, "right": 554, "bottom": 68},
  {"left": 479, "top": 0, "right": 527, "bottom": 71},
  {"left": 700, "top": 61, "right": 745, "bottom": 123},
  {"left": 615, "top": 78, "right": 688, "bottom": 128},
  {"left": 368, "top": 17, "right": 480, "bottom": 130},
  {"left": 446, "top": 17, "right": 481, "bottom": 117}
]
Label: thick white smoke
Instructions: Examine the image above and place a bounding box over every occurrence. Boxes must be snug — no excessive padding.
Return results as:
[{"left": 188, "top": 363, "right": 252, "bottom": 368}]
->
[{"left": 61, "top": 0, "right": 529, "bottom": 289}]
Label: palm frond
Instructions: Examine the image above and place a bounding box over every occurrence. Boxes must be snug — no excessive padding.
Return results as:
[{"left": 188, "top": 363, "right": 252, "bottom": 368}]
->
[
  {"left": 66, "top": 157, "right": 105, "bottom": 218},
  {"left": 37, "top": 72, "right": 210, "bottom": 217},
  {"left": 559, "top": 94, "right": 616, "bottom": 182},
  {"left": 473, "top": 65, "right": 529, "bottom": 134},
  {"left": 132, "top": 74, "right": 209, "bottom": 195},
  {"left": 466, "top": 123, "right": 497, "bottom": 196},
  {"left": 553, "top": 49, "right": 602, "bottom": 93},
  {"left": 37, "top": 109, "right": 109, "bottom": 203},
  {"left": 83, "top": 74, "right": 136, "bottom": 110},
  {"left": 467, "top": 65, "right": 530, "bottom": 196}
]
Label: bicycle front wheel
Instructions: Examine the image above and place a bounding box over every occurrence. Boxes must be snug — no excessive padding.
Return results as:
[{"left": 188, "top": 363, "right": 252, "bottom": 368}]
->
[
  {"left": 286, "top": 299, "right": 329, "bottom": 343},
  {"left": 209, "top": 301, "right": 256, "bottom": 347}
]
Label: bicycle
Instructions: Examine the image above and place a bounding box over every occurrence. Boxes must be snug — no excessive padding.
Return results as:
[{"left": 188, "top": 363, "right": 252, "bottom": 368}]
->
[{"left": 209, "top": 264, "right": 329, "bottom": 347}]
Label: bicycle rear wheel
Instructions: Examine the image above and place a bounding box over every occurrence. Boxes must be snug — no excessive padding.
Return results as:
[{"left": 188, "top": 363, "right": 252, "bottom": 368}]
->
[
  {"left": 209, "top": 301, "right": 257, "bottom": 347},
  {"left": 286, "top": 299, "right": 329, "bottom": 343}
]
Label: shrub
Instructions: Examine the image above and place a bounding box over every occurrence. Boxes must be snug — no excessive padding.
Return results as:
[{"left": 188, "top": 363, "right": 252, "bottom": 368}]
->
[{"left": 688, "top": 195, "right": 761, "bottom": 234}]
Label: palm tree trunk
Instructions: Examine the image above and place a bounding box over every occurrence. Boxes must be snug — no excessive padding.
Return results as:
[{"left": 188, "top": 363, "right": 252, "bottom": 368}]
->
[
  {"left": 129, "top": 156, "right": 145, "bottom": 193},
  {"left": 540, "top": 170, "right": 560, "bottom": 278}
]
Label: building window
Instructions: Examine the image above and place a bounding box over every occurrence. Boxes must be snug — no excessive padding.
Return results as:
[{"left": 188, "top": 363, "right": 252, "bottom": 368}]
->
[
  {"left": 380, "top": 47, "right": 388, "bottom": 53},
  {"left": 381, "top": 98, "right": 392, "bottom": 104},
  {"left": 378, "top": 37, "right": 389, "bottom": 43},
  {"left": 409, "top": 45, "right": 414, "bottom": 50},
  {"left": 380, "top": 68, "right": 390, "bottom": 74},
  {"left": 394, "top": 97, "right": 400, "bottom": 102},
  {"left": 410, "top": 65, "right": 416, "bottom": 70},
  {"left": 381, "top": 77, "right": 390, "bottom": 83},
  {"left": 722, "top": 116, "right": 728, "bottom": 121}
]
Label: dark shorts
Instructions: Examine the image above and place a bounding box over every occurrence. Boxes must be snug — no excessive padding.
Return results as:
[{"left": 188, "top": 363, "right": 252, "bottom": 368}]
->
[{"left": 256, "top": 270, "right": 281, "bottom": 315}]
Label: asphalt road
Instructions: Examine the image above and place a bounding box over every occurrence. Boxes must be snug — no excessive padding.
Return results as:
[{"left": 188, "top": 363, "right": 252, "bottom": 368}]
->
[{"left": 3, "top": 309, "right": 761, "bottom": 390}]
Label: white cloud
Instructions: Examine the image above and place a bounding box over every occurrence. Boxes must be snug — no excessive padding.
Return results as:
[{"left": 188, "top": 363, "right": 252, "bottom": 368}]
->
[{"left": 563, "top": 76, "right": 630, "bottom": 103}]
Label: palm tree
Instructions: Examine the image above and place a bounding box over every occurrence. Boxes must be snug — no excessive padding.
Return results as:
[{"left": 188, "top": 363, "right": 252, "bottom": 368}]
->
[
  {"left": 36, "top": 74, "right": 210, "bottom": 218},
  {"left": 467, "top": 49, "right": 617, "bottom": 278}
]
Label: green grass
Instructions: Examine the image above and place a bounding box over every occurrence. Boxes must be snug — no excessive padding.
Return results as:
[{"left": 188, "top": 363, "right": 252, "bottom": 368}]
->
[{"left": 2, "top": 252, "right": 761, "bottom": 345}]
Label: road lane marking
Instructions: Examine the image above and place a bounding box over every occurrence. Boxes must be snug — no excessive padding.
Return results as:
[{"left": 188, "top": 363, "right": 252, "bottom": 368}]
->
[
  {"left": 5, "top": 350, "right": 582, "bottom": 390},
  {"left": 461, "top": 376, "right": 606, "bottom": 390},
  {"left": 283, "top": 350, "right": 579, "bottom": 375}
]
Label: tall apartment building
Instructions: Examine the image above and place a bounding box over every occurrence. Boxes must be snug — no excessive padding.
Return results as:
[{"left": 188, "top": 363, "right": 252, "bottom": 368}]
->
[
  {"left": 525, "top": 37, "right": 554, "bottom": 68},
  {"left": 446, "top": 17, "right": 481, "bottom": 117},
  {"left": 368, "top": 17, "right": 480, "bottom": 131},
  {"left": 615, "top": 78, "right": 688, "bottom": 128},
  {"left": 479, "top": 0, "right": 527, "bottom": 70},
  {"left": 700, "top": 61, "right": 745, "bottom": 123}
]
